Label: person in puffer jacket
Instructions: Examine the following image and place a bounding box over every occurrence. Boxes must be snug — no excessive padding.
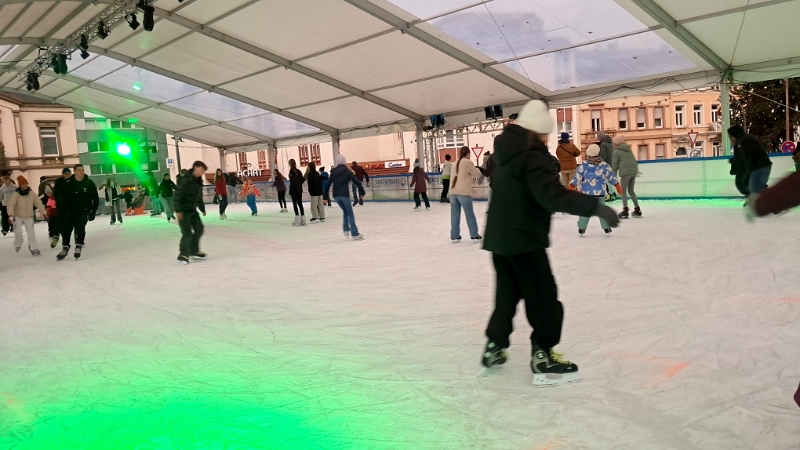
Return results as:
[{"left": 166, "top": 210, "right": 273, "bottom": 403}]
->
[
  {"left": 611, "top": 135, "right": 641, "bottom": 219},
  {"left": 327, "top": 154, "right": 365, "bottom": 240},
  {"left": 569, "top": 144, "right": 622, "bottom": 236}
]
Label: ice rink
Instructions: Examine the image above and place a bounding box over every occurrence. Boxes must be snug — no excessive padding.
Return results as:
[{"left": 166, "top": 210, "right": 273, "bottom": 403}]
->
[{"left": 1, "top": 200, "right": 798, "bottom": 450}]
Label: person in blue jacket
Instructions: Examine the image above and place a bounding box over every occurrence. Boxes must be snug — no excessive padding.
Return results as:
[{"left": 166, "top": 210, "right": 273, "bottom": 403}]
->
[
  {"left": 326, "top": 155, "right": 366, "bottom": 240},
  {"left": 319, "top": 166, "right": 331, "bottom": 207}
]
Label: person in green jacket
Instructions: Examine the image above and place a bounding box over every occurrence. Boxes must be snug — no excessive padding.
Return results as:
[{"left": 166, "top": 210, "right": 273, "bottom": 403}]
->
[{"left": 611, "top": 135, "right": 641, "bottom": 218}]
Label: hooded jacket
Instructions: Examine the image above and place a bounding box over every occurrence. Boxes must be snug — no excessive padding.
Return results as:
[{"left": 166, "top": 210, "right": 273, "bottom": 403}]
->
[
  {"left": 174, "top": 173, "right": 206, "bottom": 214},
  {"left": 556, "top": 141, "right": 581, "bottom": 171},
  {"left": 288, "top": 168, "right": 305, "bottom": 195},
  {"left": 597, "top": 132, "right": 614, "bottom": 163},
  {"left": 1, "top": 181, "right": 16, "bottom": 206},
  {"left": 214, "top": 174, "right": 228, "bottom": 196},
  {"left": 273, "top": 173, "right": 286, "bottom": 192},
  {"left": 611, "top": 143, "right": 638, "bottom": 177},
  {"left": 159, "top": 179, "right": 176, "bottom": 198},
  {"left": 61, "top": 175, "right": 99, "bottom": 218},
  {"left": 327, "top": 165, "right": 364, "bottom": 199},
  {"left": 7, "top": 187, "right": 46, "bottom": 219},
  {"left": 729, "top": 128, "right": 772, "bottom": 173},
  {"left": 306, "top": 169, "right": 323, "bottom": 196},
  {"left": 351, "top": 164, "right": 370, "bottom": 182},
  {"left": 483, "top": 124, "right": 598, "bottom": 255},
  {"left": 410, "top": 169, "right": 429, "bottom": 193}
]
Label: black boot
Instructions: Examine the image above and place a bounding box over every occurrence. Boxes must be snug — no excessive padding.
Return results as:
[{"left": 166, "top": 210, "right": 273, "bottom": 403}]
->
[
  {"left": 74, "top": 244, "right": 83, "bottom": 259},
  {"left": 632, "top": 206, "right": 642, "bottom": 218},
  {"left": 57, "top": 245, "right": 70, "bottom": 261},
  {"left": 531, "top": 341, "right": 581, "bottom": 386},
  {"left": 481, "top": 342, "right": 507, "bottom": 368},
  {"left": 618, "top": 207, "right": 629, "bottom": 219}
]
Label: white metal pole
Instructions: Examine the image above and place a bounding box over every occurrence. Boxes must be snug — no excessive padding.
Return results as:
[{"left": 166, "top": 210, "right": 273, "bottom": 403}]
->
[
  {"left": 415, "top": 120, "right": 424, "bottom": 171},
  {"left": 721, "top": 78, "right": 731, "bottom": 155}
]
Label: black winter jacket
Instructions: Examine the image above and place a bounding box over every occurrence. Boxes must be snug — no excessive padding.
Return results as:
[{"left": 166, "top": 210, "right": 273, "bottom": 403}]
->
[
  {"left": 61, "top": 175, "right": 99, "bottom": 218},
  {"left": 483, "top": 125, "right": 599, "bottom": 255},
  {"left": 733, "top": 133, "right": 772, "bottom": 173},
  {"left": 327, "top": 165, "right": 364, "bottom": 199},
  {"left": 159, "top": 179, "right": 177, "bottom": 198},
  {"left": 174, "top": 174, "right": 206, "bottom": 214},
  {"left": 306, "top": 170, "right": 323, "bottom": 196},
  {"left": 288, "top": 168, "right": 305, "bottom": 195}
]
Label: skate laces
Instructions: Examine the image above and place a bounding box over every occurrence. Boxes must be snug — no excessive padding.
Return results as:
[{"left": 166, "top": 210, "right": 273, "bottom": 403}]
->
[{"left": 549, "top": 350, "right": 572, "bottom": 365}]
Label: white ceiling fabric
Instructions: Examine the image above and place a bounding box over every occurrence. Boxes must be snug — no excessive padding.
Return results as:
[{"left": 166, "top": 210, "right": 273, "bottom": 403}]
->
[{"left": 0, "top": 0, "right": 797, "bottom": 150}]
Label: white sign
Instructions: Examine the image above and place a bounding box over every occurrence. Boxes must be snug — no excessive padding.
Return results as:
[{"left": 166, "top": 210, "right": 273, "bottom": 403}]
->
[
  {"left": 687, "top": 131, "right": 699, "bottom": 147},
  {"left": 384, "top": 160, "right": 406, "bottom": 168},
  {"left": 166, "top": 158, "right": 174, "bottom": 169},
  {"left": 237, "top": 163, "right": 262, "bottom": 178}
]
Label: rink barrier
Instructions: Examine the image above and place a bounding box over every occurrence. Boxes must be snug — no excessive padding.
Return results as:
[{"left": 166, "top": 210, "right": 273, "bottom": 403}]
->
[{"left": 200, "top": 154, "right": 795, "bottom": 204}]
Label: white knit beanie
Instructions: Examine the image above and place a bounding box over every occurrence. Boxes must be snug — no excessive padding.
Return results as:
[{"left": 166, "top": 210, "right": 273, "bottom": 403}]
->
[
  {"left": 586, "top": 144, "right": 601, "bottom": 157},
  {"left": 516, "top": 100, "right": 553, "bottom": 134},
  {"left": 335, "top": 154, "right": 347, "bottom": 166}
]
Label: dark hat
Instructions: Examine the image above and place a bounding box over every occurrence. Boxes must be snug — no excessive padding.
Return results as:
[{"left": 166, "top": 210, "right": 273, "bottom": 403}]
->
[
  {"left": 62, "top": 168, "right": 72, "bottom": 173},
  {"left": 727, "top": 125, "right": 745, "bottom": 139}
]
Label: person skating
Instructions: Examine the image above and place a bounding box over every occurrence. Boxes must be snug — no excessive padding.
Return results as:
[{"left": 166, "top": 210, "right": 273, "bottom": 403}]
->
[
  {"left": 410, "top": 163, "right": 431, "bottom": 210},
  {"left": 556, "top": 132, "right": 581, "bottom": 186},
  {"left": 569, "top": 144, "right": 622, "bottom": 236},
  {"left": 611, "top": 135, "right": 641, "bottom": 219},
  {"left": 327, "top": 154, "right": 366, "bottom": 240},
  {"left": 214, "top": 169, "right": 229, "bottom": 220},
  {"left": 746, "top": 170, "right": 800, "bottom": 219},
  {"left": 6, "top": 176, "right": 48, "bottom": 255},
  {"left": 104, "top": 178, "right": 123, "bottom": 224},
  {"left": 147, "top": 172, "right": 162, "bottom": 216},
  {"left": 449, "top": 146, "right": 483, "bottom": 243},
  {"left": 350, "top": 161, "right": 370, "bottom": 205},
  {"left": 57, "top": 164, "right": 99, "bottom": 260},
  {"left": 597, "top": 131, "right": 614, "bottom": 163},
  {"left": 288, "top": 159, "right": 306, "bottom": 225},
  {"left": 440, "top": 154, "right": 453, "bottom": 203},
  {"left": 174, "top": 161, "right": 208, "bottom": 265},
  {"left": 305, "top": 162, "right": 325, "bottom": 223},
  {"left": 239, "top": 176, "right": 261, "bottom": 216},
  {"left": 482, "top": 100, "right": 620, "bottom": 386},
  {"left": 727, "top": 125, "right": 772, "bottom": 201},
  {"left": 96, "top": 183, "right": 107, "bottom": 217},
  {"left": 319, "top": 166, "right": 331, "bottom": 207},
  {"left": 159, "top": 173, "right": 177, "bottom": 221},
  {"left": 0, "top": 175, "right": 16, "bottom": 235},
  {"left": 273, "top": 170, "right": 288, "bottom": 212},
  {"left": 226, "top": 172, "right": 239, "bottom": 204},
  {"left": 44, "top": 187, "right": 59, "bottom": 247}
]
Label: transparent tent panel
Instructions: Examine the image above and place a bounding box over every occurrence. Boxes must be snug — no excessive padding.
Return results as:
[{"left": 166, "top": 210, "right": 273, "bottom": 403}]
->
[
  {"left": 167, "top": 91, "right": 272, "bottom": 122},
  {"left": 383, "top": 0, "right": 486, "bottom": 19},
  {"left": 227, "top": 113, "right": 319, "bottom": 139},
  {"left": 505, "top": 32, "right": 696, "bottom": 91},
  {"left": 95, "top": 65, "right": 203, "bottom": 103},
  {"left": 69, "top": 55, "right": 126, "bottom": 80}
]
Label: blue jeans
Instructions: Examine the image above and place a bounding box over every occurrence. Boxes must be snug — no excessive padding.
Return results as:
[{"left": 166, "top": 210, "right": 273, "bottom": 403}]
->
[
  {"left": 577, "top": 197, "right": 610, "bottom": 230},
  {"left": 450, "top": 194, "right": 479, "bottom": 239},
  {"left": 246, "top": 194, "right": 257, "bottom": 213},
  {"left": 748, "top": 165, "right": 771, "bottom": 195},
  {"left": 335, "top": 196, "right": 359, "bottom": 236}
]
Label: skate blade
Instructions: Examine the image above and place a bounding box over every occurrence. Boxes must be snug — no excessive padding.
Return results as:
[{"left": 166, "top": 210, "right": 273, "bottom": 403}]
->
[{"left": 532, "top": 372, "right": 581, "bottom": 387}]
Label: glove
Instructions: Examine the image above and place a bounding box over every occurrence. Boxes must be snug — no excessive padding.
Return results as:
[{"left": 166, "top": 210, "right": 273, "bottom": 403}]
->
[
  {"left": 594, "top": 204, "right": 620, "bottom": 228},
  {"left": 567, "top": 184, "right": 575, "bottom": 191},
  {"left": 88, "top": 211, "right": 96, "bottom": 222}
]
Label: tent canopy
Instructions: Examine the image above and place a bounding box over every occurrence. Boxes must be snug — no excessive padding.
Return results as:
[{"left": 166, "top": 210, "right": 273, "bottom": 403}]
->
[{"left": 1, "top": 0, "right": 798, "bottom": 150}]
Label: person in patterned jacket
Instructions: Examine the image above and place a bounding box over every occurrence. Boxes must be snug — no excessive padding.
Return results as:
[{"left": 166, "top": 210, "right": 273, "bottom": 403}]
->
[{"left": 569, "top": 144, "right": 622, "bottom": 236}]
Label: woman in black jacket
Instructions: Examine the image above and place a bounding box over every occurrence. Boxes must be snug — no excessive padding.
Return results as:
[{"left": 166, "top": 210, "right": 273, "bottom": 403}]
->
[
  {"left": 305, "top": 161, "right": 325, "bottom": 223},
  {"left": 481, "top": 100, "right": 619, "bottom": 386},
  {"left": 288, "top": 159, "right": 306, "bottom": 226},
  {"left": 159, "top": 173, "right": 177, "bottom": 221},
  {"left": 326, "top": 154, "right": 365, "bottom": 240}
]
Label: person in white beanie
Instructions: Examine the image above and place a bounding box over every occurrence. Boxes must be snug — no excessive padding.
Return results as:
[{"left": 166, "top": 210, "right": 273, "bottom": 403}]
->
[
  {"left": 326, "top": 154, "right": 366, "bottom": 240},
  {"left": 569, "top": 144, "right": 622, "bottom": 236},
  {"left": 481, "top": 100, "right": 620, "bottom": 386}
]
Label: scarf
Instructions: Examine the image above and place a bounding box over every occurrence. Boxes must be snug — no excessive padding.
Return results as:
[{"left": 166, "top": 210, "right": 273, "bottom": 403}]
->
[{"left": 587, "top": 156, "right": 603, "bottom": 165}]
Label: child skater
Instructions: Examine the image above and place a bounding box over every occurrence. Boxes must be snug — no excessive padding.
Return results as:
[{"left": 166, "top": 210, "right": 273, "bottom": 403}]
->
[
  {"left": 569, "top": 144, "right": 622, "bottom": 236},
  {"left": 239, "top": 176, "right": 261, "bottom": 216},
  {"left": 410, "top": 163, "right": 431, "bottom": 211},
  {"left": 273, "top": 170, "right": 288, "bottom": 212}
]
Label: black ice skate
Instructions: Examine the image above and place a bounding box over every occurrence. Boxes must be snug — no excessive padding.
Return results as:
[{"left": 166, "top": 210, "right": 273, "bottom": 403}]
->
[
  {"left": 481, "top": 342, "right": 507, "bottom": 368},
  {"left": 191, "top": 251, "right": 207, "bottom": 260},
  {"left": 57, "top": 245, "right": 70, "bottom": 261},
  {"left": 471, "top": 235, "right": 483, "bottom": 244},
  {"left": 30, "top": 248, "right": 41, "bottom": 256},
  {"left": 632, "top": 207, "right": 642, "bottom": 218},
  {"left": 74, "top": 244, "right": 83, "bottom": 259},
  {"left": 604, "top": 228, "right": 612, "bottom": 236},
  {"left": 531, "top": 342, "right": 581, "bottom": 386},
  {"left": 177, "top": 255, "right": 190, "bottom": 265},
  {"left": 578, "top": 228, "right": 586, "bottom": 236},
  {"left": 618, "top": 207, "right": 629, "bottom": 219}
]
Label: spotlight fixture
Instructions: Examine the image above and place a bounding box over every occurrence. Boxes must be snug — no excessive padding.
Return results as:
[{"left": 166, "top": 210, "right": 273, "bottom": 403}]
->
[
  {"left": 484, "top": 104, "right": 504, "bottom": 121},
  {"left": 78, "top": 34, "right": 90, "bottom": 59},
  {"left": 26, "top": 72, "right": 40, "bottom": 91},
  {"left": 138, "top": 1, "right": 155, "bottom": 32},
  {"left": 429, "top": 114, "right": 445, "bottom": 128},
  {"left": 50, "top": 54, "right": 68, "bottom": 75},
  {"left": 97, "top": 20, "right": 109, "bottom": 39},
  {"left": 127, "top": 13, "right": 140, "bottom": 30}
]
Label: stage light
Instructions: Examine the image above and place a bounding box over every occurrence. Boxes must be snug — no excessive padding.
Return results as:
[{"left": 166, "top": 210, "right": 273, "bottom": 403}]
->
[
  {"left": 132, "top": 83, "right": 142, "bottom": 92},
  {"left": 127, "top": 13, "right": 140, "bottom": 30},
  {"left": 78, "top": 34, "right": 90, "bottom": 59},
  {"left": 138, "top": 1, "right": 155, "bottom": 32},
  {"left": 26, "top": 72, "right": 40, "bottom": 91},
  {"left": 97, "top": 20, "right": 109, "bottom": 39},
  {"left": 49, "top": 54, "right": 67, "bottom": 75},
  {"left": 116, "top": 143, "right": 132, "bottom": 156}
]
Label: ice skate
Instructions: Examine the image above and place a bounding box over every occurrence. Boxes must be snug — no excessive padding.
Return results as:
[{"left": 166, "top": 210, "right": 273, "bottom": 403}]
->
[
  {"left": 292, "top": 215, "right": 301, "bottom": 226},
  {"left": 177, "top": 255, "right": 189, "bottom": 265},
  {"left": 618, "top": 207, "right": 629, "bottom": 219},
  {"left": 632, "top": 206, "right": 642, "bottom": 218},
  {"left": 471, "top": 235, "right": 482, "bottom": 244},
  {"left": 1, "top": 230, "right": 6, "bottom": 236},
  {"left": 426, "top": 207, "right": 430, "bottom": 211},
  {"left": 310, "top": 218, "right": 318, "bottom": 223},
  {"left": 604, "top": 228, "right": 612, "bottom": 236},
  {"left": 30, "top": 248, "right": 41, "bottom": 256},
  {"left": 319, "top": 218, "right": 325, "bottom": 223},
  {"left": 414, "top": 206, "right": 420, "bottom": 211},
  {"left": 50, "top": 236, "right": 59, "bottom": 248},
  {"left": 300, "top": 216, "right": 307, "bottom": 226},
  {"left": 191, "top": 251, "right": 206, "bottom": 260},
  {"left": 57, "top": 245, "right": 70, "bottom": 261},
  {"left": 451, "top": 237, "right": 462, "bottom": 244},
  {"left": 353, "top": 199, "right": 358, "bottom": 207},
  {"left": 531, "top": 343, "right": 581, "bottom": 387},
  {"left": 15, "top": 246, "right": 21, "bottom": 252},
  {"left": 220, "top": 214, "right": 225, "bottom": 220},
  {"left": 351, "top": 234, "right": 364, "bottom": 241},
  {"left": 481, "top": 342, "right": 508, "bottom": 368},
  {"left": 359, "top": 199, "right": 363, "bottom": 206},
  {"left": 578, "top": 228, "right": 586, "bottom": 236},
  {"left": 74, "top": 244, "right": 83, "bottom": 260},
  {"left": 251, "top": 212, "right": 257, "bottom": 216},
  {"left": 344, "top": 231, "right": 350, "bottom": 239}
]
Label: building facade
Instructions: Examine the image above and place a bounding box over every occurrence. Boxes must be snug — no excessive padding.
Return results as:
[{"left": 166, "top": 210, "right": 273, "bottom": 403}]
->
[
  {"left": 576, "top": 89, "right": 723, "bottom": 161},
  {"left": 75, "top": 110, "right": 170, "bottom": 187},
  {"left": 0, "top": 93, "right": 80, "bottom": 183}
]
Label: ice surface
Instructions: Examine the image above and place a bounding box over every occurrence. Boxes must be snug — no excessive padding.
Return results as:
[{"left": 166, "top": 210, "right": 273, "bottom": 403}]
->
[{"left": 1, "top": 200, "right": 798, "bottom": 449}]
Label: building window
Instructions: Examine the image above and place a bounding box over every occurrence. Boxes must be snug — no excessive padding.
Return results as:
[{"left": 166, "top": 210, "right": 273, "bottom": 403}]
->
[
  {"left": 711, "top": 104, "right": 721, "bottom": 123},
  {"left": 148, "top": 161, "right": 159, "bottom": 172},
  {"left": 675, "top": 105, "right": 685, "bottom": 128},
  {"left": 654, "top": 107, "right": 664, "bottom": 128},
  {"left": 87, "top": 142, "right": 111, "bottom": 153},
  {"left": 693, "top": 105, "right": 703, "bottom": 126},
  {"left": 557, "top": 121, "right": 572, "bottom": 135},
  {"left": 310, "top": 144, "right": 321, "bottom": 165},
  {"left": 38, "top": 127, "right": 60, "bottom": 156},
  {"left": 437, "top": 130, "right": 465, "bottom": 148},
  {"left": 618, "top": 108, "right": 628, "bottom": 130},
  {"left": 591, "top": 110, "right": 602, "bottom": 132},
  {"left": 636, "top": 108, "right": 646, "bottom": 129},
  {"left": 237, "top": 153, "right": 248, "bottom": 171},
  {"left": 656, "top": 144, "right": 665, "bottom": 159},
  {"left": 110, "top": 120, "right": 133, "bottom": 129},
  {"left": 556, "top": 108, "right": 573, "bottom": 137},
  {"left": 257, "top": 150, "right": 268, "bottom": 171},
  {"left": 676, "top": 147, "right": 688, "bottom": 158},
  {"left": 89, "top": 164, "right": 113, "bottom": 175},
  {"left": 85, "top": 118, "right": 108, "bottom": 130},
  {"left": 298, "top": 145, "right": 310, "bottom": 167},
  {"left": 115, "top": 162, "right": 132, "bottom": 174},
  {"left": 712, "top": 141, "right": 722, "bottom": 156},
  {"left": 638, "top": 145, "right": 648, "bottom": 160}
]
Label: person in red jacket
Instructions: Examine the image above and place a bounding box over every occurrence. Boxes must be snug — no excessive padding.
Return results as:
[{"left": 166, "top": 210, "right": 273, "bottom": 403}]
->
[
  {"left": 214, "top": 169, "right": 228, "bottom": 220},
  {"left": 350, "top": 161, "right": 369, "bottom": 206},
  {"left": 44, "top": 186, "right": 59, "bottom": 248},
  {"left": 409, "top": 164, "right": 430, "bottom": 211}
]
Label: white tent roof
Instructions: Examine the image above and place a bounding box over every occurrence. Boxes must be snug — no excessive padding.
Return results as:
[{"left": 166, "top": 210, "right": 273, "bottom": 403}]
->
[{"left": 1, "top": 0, "right": 798, "bottom": 150}]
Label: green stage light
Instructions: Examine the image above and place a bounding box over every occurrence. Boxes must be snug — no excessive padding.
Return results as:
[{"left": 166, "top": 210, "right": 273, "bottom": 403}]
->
[
  {"left": 116, "top": 143, "right": 131, "bottom": 156},
  {"left": 132, "top": 83, "right": 142, "bottom": 92},
  {"left": 128, "top": 117, "right": 138, "bottom": 124}
]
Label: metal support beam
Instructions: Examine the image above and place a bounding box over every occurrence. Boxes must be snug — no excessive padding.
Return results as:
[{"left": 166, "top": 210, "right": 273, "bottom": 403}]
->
[
  {"left": 341, "top": 0, "right": 544, "bottom": 100},
  {"left": 218, "top": 147, "right": 225, "bottom": 172},
  {"left": 629, "top": 0, "right": 729, "bottom": 73},
  {"left": 267, "top": 142, "right": 277, "bottom": 178},
  {"left": 721, "top": 76, "right": 732, "bottom": 155},
  {"left": 152, "top": 7, "right": 424, "bottom": 121},
  {"left": 415, "top": 120, "right": 425, "bottom": 172},
  {"left": 331, "top": 132, "right": 340, "bottom": 162}
]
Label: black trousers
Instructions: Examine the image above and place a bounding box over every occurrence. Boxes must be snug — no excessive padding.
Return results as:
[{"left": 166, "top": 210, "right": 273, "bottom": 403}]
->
[
  {"left": 486, "top": 250, "right": 563, "bottom": 350},
  {"left": 278, "top": 191, "right": 287, "bottom": 209},
  {"left": 61, "top": 213, "right": 89, "bottom": 247},
  {"left": 218, "top": 194, "right": 228, "bottom": 214},
  {"left": 48, "top": 216, "right": 58, "bottom": 238},
  {"left": 413, "top": 192, "right": 430, "bottom": 207},
  {"left": 290, "top": 193, "right": 304, "bottom": 215},
  {"left": 178, "top": 211, "right": 204, "bottom": 256},
  {"left": 441, "top": 179, "right": 450, "bottom": 201},
  {"left": 0, "top": 205, "right": 11, "bottom": 233},
  {"left": 735, "top": 172, "right": 751, "bottom": 197}
]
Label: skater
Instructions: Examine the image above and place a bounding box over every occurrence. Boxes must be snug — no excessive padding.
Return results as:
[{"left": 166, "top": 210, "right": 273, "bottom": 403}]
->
[
  {"left": 727, "top": 125, "right": 772, "bottom": 200},
  {"left": 482, "top": 100, "right": 620, "bottom": 386},
  {"left": 480, "top": 150, "right": 496, "bottom": 206},
  {"left": 44, "top": 187, "right": 59, "bottom": 248},
  {"left": 174, "top": 161, "right": 208, "bottom": 264},
  {"left": 729, "top": 151, "right": 751, "bottom": 202},
  {"left": 288, "top": 159, "right": 306, "bottom": 225},
  {"left": 319, "top": 166, "right": 331, "bottom": 207},
  {"left": 556, "top": 132, "right": 581, "bottom": 186},
  {"left": 146, "top": 173, "right": 161, "bottom": 216},
  {"left": 597, "top": 131, "right": 614, "bottom": 163},
  {"left": 449, "top": 146, "right": 483, "bottom": 243},
  {"left": 611, "top": 135, "right": 641, "bottom": 218},
  {"left": 350, "top": 161, "right": 369, "bottom": 205},
  {"left": 569, "top": 144, "right": 622, "bottom": 236},
  {"left": 96, "top": 183, "right": 107, "bottom": 216},
  {"left": 53, "top": 167, "right": 71, "bottom": 224},
  {"left": 214, "top": 168, "right": 228, "bottom": 220},
  {"left": 239, "top": 176, "right": 261, "bottom": 216},
  {"left": 440, "top": 154, "right": 453, "bottom": 203},
  {"left": 159, "top": 173, "right": 177, "bottom": 221},
  {"left": 273, "top": 170, "right": 288, "bottom": 212},
  {"left": 410, "top": 163, "right": 430, "bottom": 210},
  {"left": 746, "top": 171, "right": 800, "bottom": 219},
  {"left": 1, "top": 175, "right": 16, "bottom": 235},
  {"left": 57, "top": 164, "right": 99, "bottom": 260},
  {"left": 6, "top": 176, "right": 48, "bottom": 255},
  {"left": 327, "top": 154, "right": 365, "bottom": 240},
  {"left": 226, "top": 172, "right": 239, "bottom": 204},
  {"left": 305, "top": 161, "right": 325, "bottom": 223},
  {"left": 105, "top": 178, "right": 123, "bottom": 224}
]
